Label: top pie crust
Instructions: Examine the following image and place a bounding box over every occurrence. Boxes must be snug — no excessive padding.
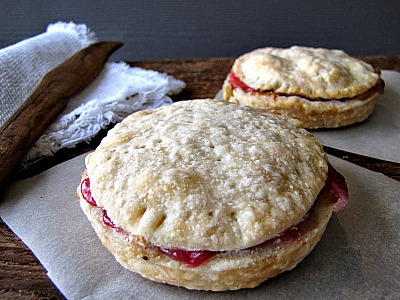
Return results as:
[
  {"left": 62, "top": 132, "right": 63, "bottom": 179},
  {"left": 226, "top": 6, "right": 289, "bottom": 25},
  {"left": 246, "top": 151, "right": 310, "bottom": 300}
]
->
[
  {"left": 232, "top": 46, "right": 379, "bottom": 99},
  {"left": 85, "top": 99, "right": 328, "bottom": 251}
]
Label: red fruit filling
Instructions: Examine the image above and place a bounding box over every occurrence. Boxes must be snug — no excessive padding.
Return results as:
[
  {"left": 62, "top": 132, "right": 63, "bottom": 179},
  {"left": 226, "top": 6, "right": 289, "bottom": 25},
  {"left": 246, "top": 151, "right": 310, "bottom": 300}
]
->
[
  {"left": 81, "top": 177, "right": 96, "bottom": 206},
  {"left": 81, "top": 177, "right": 121, "bottom": 231},
  {"left": 159, "top": 248, "right": 217, "bottom": 268},
  {"left": 327, "top": 164, "right": 349, "bottom": 212},
  {"left": 228, "top": 71, "right": 257, "bottom": 93},
  {"left": 102, "top": 210, "right": 122, "bottom": 232},
  {"left": 80, "top": 165, "right": 348, "bottom": 267},
  {"left": 228, "top": 70, "right": 384, "bottom": 101}
]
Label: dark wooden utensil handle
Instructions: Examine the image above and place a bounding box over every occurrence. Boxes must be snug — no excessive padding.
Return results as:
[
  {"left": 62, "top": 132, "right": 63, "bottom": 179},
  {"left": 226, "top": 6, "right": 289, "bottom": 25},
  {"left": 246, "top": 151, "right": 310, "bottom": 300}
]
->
[{"left": 0, "top": 41, "right": 123, "bottom": 191}]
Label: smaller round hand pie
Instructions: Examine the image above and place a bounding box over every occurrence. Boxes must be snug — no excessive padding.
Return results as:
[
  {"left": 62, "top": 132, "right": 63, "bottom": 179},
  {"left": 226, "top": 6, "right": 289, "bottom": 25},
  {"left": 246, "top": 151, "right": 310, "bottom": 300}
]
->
[{"left": 223, "top": 46, "right": 384, "bottom": 128}]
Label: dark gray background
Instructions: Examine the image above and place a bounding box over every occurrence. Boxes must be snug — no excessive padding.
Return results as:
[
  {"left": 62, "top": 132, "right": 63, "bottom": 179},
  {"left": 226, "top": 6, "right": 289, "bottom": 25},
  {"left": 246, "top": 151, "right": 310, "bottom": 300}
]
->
[{"left": 0, "top": 0, "right": 399, "bottom": 61}]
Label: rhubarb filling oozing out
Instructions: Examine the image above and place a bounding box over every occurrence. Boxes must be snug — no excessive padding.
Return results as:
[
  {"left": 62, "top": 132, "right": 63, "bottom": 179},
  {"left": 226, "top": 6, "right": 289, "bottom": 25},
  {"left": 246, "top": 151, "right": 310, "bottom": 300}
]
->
[
  {"left": 81, "top": 177, "right": 122, "bottom": 232},
  {"left": 228, "top": 71, "right": 384, "bottom": 102},
  {"left": 80, "top": 165, "right": 348, "bottom": 268}
]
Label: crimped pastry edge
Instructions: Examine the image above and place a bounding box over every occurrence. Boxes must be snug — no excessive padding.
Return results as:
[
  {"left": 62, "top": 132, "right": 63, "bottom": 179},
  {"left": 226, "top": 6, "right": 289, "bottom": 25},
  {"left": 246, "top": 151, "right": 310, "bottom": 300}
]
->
[
  {"left": 77, "top": 176, "right": 335, "bottom": 291},
  {"left": 231, "top": 46, "right": 379, "bottom": 99},
  {"left": 223, "top": 79, "right": 378, "bottom": 129},
  {"left": 85, "top": 99, "right": 329, "bottom": 251}
]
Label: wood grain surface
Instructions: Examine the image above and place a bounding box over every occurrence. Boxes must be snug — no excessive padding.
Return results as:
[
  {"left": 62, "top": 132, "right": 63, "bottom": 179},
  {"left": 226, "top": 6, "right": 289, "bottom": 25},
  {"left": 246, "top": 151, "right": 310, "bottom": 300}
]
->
[{"left": 0, "top": 55, "right": 399, "bottom": 299}]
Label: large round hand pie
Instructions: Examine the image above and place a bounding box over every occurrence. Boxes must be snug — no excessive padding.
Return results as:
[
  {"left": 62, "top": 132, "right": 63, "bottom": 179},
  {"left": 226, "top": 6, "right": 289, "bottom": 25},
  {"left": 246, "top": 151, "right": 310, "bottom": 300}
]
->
[{"left": 77, "top": 99, "right": 348, "bottom": 291}]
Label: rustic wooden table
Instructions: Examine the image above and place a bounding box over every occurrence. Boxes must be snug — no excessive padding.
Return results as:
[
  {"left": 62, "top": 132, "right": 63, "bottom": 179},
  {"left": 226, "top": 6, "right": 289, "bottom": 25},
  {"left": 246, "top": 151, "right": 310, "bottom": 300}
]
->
[{"left": 1, "top": 55, "right": 399, "bottom": 299}]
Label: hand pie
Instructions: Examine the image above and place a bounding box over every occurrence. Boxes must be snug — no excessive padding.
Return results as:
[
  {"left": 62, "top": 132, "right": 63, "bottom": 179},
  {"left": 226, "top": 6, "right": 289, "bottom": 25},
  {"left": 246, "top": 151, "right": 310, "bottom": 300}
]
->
[
  {"left": 77, "top": 99, "right": 348, "bottom": 290},
  {"left": 223, "top": 46, "right": 384, "bottom": 128}
]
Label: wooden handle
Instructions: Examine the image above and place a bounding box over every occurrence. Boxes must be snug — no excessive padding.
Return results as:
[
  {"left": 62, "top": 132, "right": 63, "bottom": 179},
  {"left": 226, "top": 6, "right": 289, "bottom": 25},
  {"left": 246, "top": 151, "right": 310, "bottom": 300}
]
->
[{"left": 0, "top": 41, "right": 123, "bottom": 191}]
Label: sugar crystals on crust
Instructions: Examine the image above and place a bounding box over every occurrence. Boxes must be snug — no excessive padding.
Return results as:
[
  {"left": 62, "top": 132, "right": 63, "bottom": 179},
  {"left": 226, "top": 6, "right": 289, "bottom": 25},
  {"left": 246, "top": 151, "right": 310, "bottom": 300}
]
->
[
  {"left": 223, "top": 46, "right": 384, "bottom": 128},
  {"left": 85, "top": 99, "right": 328, "bottom": 251},
  {"left": 232, "top": 46, "right": 379, "bottom": 99}
]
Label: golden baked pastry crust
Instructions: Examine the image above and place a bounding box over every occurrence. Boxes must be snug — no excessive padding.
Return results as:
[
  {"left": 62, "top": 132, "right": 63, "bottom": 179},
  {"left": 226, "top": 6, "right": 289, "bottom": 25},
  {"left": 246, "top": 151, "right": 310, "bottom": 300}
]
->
[
  {"left": 78, "top": 171, "right": 335, "bottom": 291},
  {"left": 223, "top": 82, "right": 377, "bottom": 129},
  {"left": 224, "top": 46, "right": 383, "bottom": 129},
  {"left": 232, "top": 46, "right": 379, "bottom": 99},
  {"left": 84, "top": 100, "right": 328, "bottom": 251}
]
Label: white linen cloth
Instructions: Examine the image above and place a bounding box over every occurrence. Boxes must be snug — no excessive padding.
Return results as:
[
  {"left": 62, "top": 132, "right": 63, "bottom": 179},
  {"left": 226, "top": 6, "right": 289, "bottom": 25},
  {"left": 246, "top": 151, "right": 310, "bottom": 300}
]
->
[{"left": 0, "top": 21, "right": 186, "bottom": 162}]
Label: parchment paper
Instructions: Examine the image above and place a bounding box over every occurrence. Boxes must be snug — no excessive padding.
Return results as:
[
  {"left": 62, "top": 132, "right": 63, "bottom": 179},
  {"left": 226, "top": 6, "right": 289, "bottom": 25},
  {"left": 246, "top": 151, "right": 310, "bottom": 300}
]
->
[
  {"left": 312, "top": 71, "right": 400, "bottom": 163},
  {"left": 216, "top": 70, "right": 400, "bottom": 163},
  {"left": 0, "top": 154, "right": 399, "bottom": 299}
]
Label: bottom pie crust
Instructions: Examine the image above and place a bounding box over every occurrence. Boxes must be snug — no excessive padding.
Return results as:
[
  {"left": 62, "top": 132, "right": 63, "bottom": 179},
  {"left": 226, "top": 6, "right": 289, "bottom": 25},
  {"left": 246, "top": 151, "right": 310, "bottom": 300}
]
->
[
  {"left": 78, "top": 179, "right": 336, "bottom": 291},
  {"left": 223, "top": 81, "right": 378, "bottom": 129}
]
